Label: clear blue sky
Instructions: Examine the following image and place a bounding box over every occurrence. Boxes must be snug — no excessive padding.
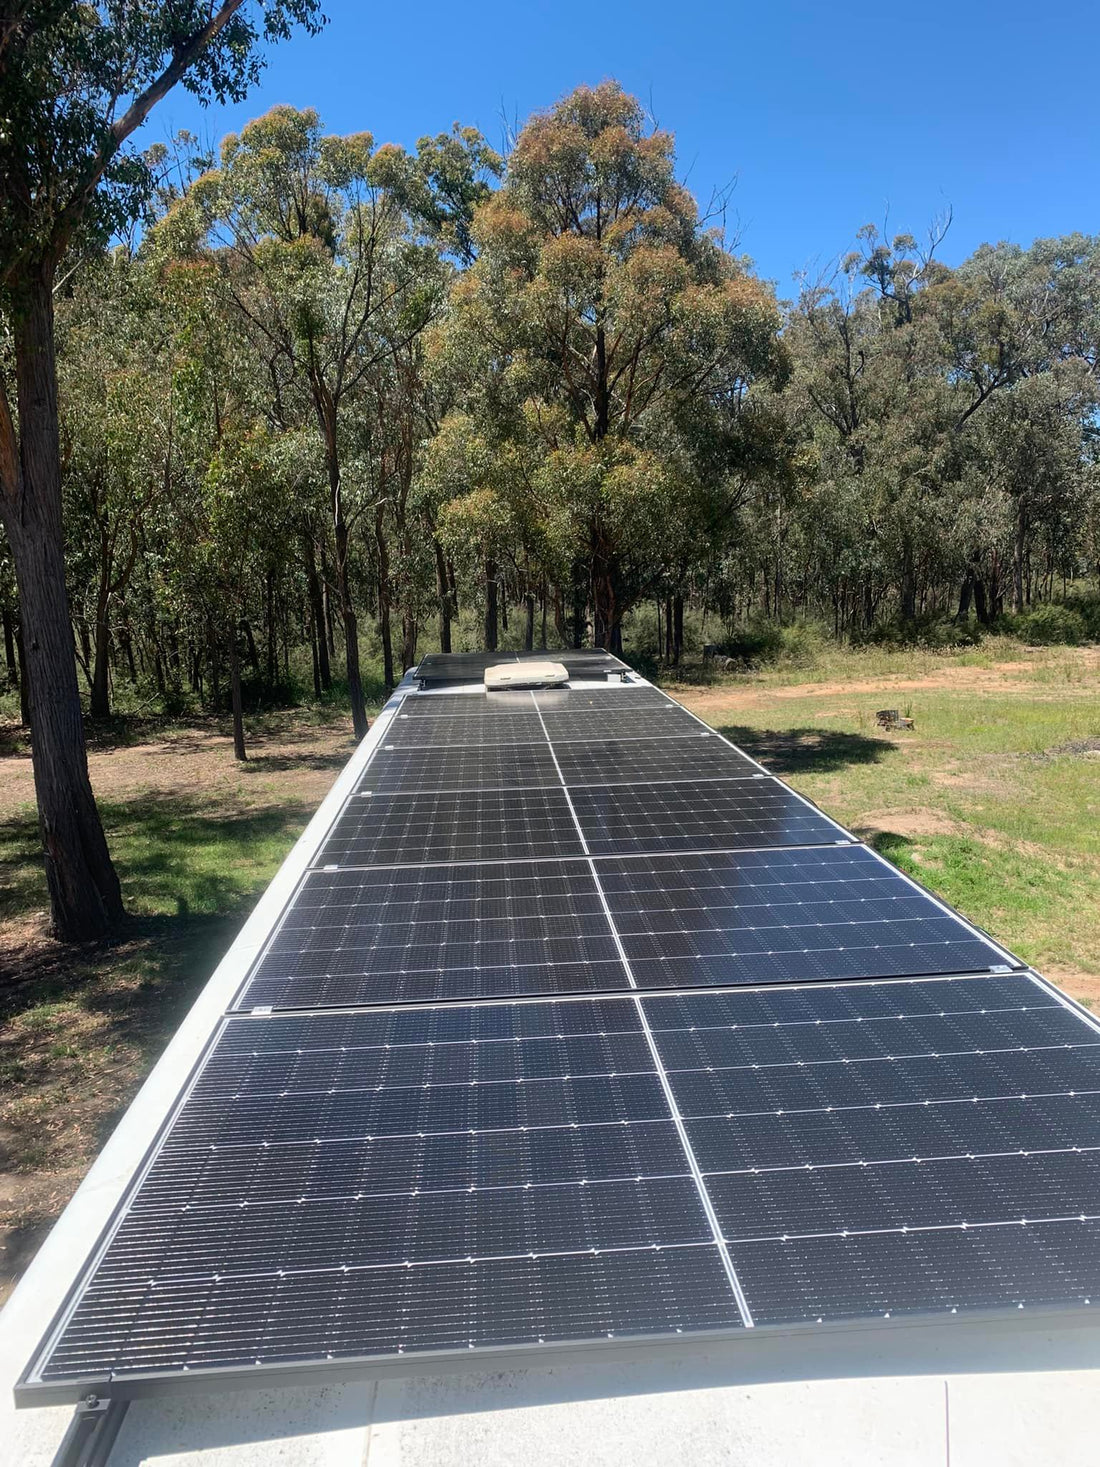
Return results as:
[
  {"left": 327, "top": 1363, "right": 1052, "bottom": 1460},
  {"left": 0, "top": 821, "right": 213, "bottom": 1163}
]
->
[{"left": 148, "top": 0, "right": 1099, "bottom": 296}]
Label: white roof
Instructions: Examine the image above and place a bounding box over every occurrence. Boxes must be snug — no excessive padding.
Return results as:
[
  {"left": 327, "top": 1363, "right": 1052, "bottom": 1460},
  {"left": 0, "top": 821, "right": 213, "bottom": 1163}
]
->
[{"left": 4, "top": 674, "right": 1099, "bottom": 1464}]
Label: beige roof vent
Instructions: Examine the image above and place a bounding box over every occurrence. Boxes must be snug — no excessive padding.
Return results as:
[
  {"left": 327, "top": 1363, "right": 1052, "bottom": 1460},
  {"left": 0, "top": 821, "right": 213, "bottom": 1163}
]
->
[{"left": 484, "top": 660, "right": 568, "bottom": 691}]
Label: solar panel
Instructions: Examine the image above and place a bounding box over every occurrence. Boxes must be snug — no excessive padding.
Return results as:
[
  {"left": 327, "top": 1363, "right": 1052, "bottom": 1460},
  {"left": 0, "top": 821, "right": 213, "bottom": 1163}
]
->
[
  {"left": 556, "top": 736, "right": 761, "bottom": 786},
  {"left": 643, "top": 975, "right": 1100, "bottom": 1327},
  {"left": 237, "top": 861, "right": 629, "bottom": 1009},
  {"left": 570, "top": 778, "right": 846, "bottom": 854},
  {"left": 597, "top": 846, "right": 1013, "bottom": 987},
  {"left": 541, "top": 705, "right": 702, "bottom": 742},
  {"left": 19, "top": 654, "right": 1100, "bottom": 1408},
  {"left": 316, "top": 788, "right": 584, "bottom": 867},
  {"left": 29, "top": 998, "right": 741, "bottom": 1383},
  {"left": 358, "top": 743, "right": 561, "bottom": 795},
  {"left": 385, "top": 711, "right": 547, "bottom": 747}
]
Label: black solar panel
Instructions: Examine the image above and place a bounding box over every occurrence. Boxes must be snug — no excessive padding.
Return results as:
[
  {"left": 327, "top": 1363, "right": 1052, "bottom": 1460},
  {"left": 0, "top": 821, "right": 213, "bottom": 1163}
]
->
[
  {"left": 317, "top": 788, "right": 584, "bottom": 866},
  {"left": 32, "top": 999, "right": 740, "bottom": 1382},
  {"left": 542, "top": 705, "right": 702, "bottom": 743},
  {"left": 238, "top": 861, "right": 629, "bottom": 1009},
  {"left": 642, "top": 975, "right": 1100, "bottom": 1327},
  {"left": 20, "top": 652, "right": 1100, "bottom": 1406},
  {"left": 358, "top": 742, "right": 561, "bottom": 795},
  {"left": 597, "top": 846, "right": 1012, "bottom": 988},
  {"left": 556, "top": 736, "right": 761, "bottom": 787},
  {"left": 385, "top": 710, "right": 547, "bottom": 747},
  {"left": 572, "top": 779, "right": 845, "bottom": 854}
]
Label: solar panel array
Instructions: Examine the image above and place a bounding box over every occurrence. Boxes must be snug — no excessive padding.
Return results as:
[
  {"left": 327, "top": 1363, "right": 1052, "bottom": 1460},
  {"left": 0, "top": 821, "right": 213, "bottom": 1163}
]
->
[{"left": 19, "top": 661, "right": 1100, "bottom": 1405}]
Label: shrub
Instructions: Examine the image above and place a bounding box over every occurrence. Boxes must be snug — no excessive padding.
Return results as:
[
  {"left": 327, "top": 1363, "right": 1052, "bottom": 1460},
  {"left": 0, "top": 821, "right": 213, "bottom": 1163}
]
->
[{"left": 1006, "top": 603, "right": 1089, "bottom": 646}]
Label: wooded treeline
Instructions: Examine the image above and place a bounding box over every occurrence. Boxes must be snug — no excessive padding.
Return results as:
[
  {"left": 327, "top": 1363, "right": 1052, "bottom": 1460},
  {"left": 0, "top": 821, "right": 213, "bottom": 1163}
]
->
[{"left": 4, "top": 81, "right": 1098, "bottom": 750}]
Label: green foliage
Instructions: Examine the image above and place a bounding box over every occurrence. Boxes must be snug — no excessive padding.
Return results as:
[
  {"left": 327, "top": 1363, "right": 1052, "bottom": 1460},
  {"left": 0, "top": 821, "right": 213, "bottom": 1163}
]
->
[
  {"left": 1002, "top": 602, "right": 1090, "bottom": 645},
  {"left": 0, "top": 1, "right": 325, "bottom": 292}
]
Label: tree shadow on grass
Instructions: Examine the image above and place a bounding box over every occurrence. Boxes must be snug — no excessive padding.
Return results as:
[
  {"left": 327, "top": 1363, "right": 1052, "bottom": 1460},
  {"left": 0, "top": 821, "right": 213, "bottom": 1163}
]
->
[
  {"left": 0, "top": 786, "right": 313, "bottom": 1013},
  {"left": 716, "top": 724, "right": 893, "bottom": 777},
  {"left": 244, "top": 750, "right": 349, "bottom": 774}
]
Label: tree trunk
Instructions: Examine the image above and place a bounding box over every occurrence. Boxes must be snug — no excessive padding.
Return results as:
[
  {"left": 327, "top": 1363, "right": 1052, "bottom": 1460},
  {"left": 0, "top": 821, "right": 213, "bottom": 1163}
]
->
[
  {"left": 375, "top": 504, "right": 395, "bottom": 690},
  {"left": 242, "top": 618, "right": 260, "bottom": 675},
  {"left": 264, "top": 566, "right": 276, "bottom": 688},
  {"left": 484, "top": 557, "right": 498, "bottom": 652},
  {"left": 1012, "top": 501, "right": 1027, "bottom": 615},
  {"left": 673, "top": 593, "right": 684, "bottom": 667},
  {"left": 321, "top": 541, "right": 336, "bottom": 658},
  {"left": 321, "top": 413, "right": 366, "bottom": 737},
  {"left": 955, "top": 575, "right": 973, "bottom": 623},
  {"left": 433, "top": 538, "right": 452, "bottom": 654},
  {"left": 304, "top": 536, "right": 331, "bottom": 691},
  {"left": 89, "top": 603, "right": 110, "bottom": 719},
  {"left": 15, "top": 620, "right": 31, "bottom": 728},
  {"left": 899, "top": 544, "right": 917, "bottom": 622},
  {"left": 309, "top": 615, "right": 321, "bottom": 698},
  {"left": 664, "top": 597, "right": 673, "bottom": 665},
  {"left": 401, "top": 613, "right": 418, "bottom": 673},
  {"left": 229, "top": 637, "right": 247, "bottom": 761},
  {"left": 524, "top": 589, "right": 535, "bottom": 651},
  {"left": 571, "top": 561, "right": 586, "bottom": 649},
  {"left": 3, "top": 597, "right": 19, "bottom": 686},
  {"left": 0, "top": 266, "right": 124, "bottom": 938}
]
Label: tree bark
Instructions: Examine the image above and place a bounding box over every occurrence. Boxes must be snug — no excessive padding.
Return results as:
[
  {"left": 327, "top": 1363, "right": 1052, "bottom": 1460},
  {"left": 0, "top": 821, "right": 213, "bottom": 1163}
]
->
[
  {"left": 672, "top": 593, "right": 684, "bottom": 667},
  {"left": 304, "top": 535, "right": 331, "bottom": 691},
  {"left": 1011, "top": 500, "right": 1028, "bottom": 615},
  {"left": 229, "top": 637, "right": 247, "bottom": 761},
  {"left": 3, "top": 597, "right": 19, "bottom": 687},
  {"left": 433, "top": 539, "right": 452, "bottom": 654},
  {"left": 0, "top": 266, "right": 124, "bottom": 938},
  {"left": 375, "top": 503, "right": 394, "bottom": 689},
  {"left": 15, "top": 620, "right": 31, "bottom": 728},
  {"left": 484, "top": 557, "right": 498, "bottom": 652},
  {"left": 571, "top": 561, "right": 586, "bottom": 649},
  {"left": 319, "top": 405, "right": 366, "bottom": 737},
  {"left": 264, "top": 566, "right": 277, "bottom": 687}
]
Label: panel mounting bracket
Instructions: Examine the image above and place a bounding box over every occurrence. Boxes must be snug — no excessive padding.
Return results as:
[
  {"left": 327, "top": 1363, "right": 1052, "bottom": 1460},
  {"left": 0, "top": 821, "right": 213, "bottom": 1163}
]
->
[{"left": 51, "top": 1394, "right": 129, "bottom": 1467}]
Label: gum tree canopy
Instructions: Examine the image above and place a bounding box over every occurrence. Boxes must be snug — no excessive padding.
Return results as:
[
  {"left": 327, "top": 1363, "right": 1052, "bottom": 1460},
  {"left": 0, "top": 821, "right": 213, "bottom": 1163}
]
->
[
  {"left": 443, "top": 81, "right": 786, "bottom": 651},
  {"left": 0, "top": 1, "right": 323, "bottom": 941}
]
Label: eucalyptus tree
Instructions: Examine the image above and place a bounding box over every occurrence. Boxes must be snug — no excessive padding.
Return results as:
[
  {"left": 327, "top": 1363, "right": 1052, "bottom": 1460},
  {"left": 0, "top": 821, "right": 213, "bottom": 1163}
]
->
[
  {"left": 0, "top": 0, "right": 323, "bottom": 939},
  {"left": 443, "top": 82, "right": 786, "bottom": 650},
  {"left": 179, "top": 106, "right": 453, "bottom": 728},
  {"left": 57, "top": 251, "right": 178, "bottom": 718}
]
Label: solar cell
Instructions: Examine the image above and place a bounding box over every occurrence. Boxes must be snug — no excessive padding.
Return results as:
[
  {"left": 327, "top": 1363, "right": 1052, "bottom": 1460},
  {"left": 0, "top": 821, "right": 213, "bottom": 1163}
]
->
[
  {"left": 316, "top": 787, "right": 584, "bottom": 866},
  {"left": 542, "top": 705, "right": 702, "bottom": 742},
  {"left": 401, "top": 691, "right": 533, "bottom": 716},
  {"left": 358, "top": 742, "right": 561, "bottom": 795},
  {"left": 385, "top": 711, "right": 547, "bottom": 747},
  {"left": 596, "top": 846, "right": 1011, "bottom": 987},
  {"left": 571, "top": 779, "right": 846, "bottom": 854},
  {"left": 556, "top": 736, "right": 761, "bottom": 787},
  {"left": 238, "top": 861, "right": 629, "bottom": 1008}
]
